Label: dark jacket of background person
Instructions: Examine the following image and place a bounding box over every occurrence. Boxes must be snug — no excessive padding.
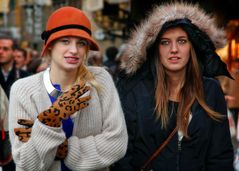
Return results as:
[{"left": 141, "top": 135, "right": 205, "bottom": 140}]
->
[
  {"left": 0, "top": 63, "right": 30, "bottom": 98},
  {"left": 112, "top": 2, "right": 234, "bottom": 171}
]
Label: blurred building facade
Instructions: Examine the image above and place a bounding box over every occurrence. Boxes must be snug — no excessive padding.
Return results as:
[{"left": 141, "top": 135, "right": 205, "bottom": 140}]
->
[{"left": 0, "top": 0, "right": 131, "bottom": 52}]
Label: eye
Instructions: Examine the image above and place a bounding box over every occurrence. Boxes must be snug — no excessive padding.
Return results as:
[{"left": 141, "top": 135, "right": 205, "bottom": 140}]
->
[
  {"left": 3, "top": 47, "right": 10, "bottom": 51},
  {"left": 78, "top": 39, "right": 88, "bottom": 47},
  {"left": 160, "top": 39, "right": 170, "bottom": 45},
  {"left": 0, "top": 46, "right": 11, "bottom": 51},
  {"left": 60, "top": 38, "right": 70, "bottom": 45},
  {"left": 177, "top": 39, "right": 188, "bottom": 45}
]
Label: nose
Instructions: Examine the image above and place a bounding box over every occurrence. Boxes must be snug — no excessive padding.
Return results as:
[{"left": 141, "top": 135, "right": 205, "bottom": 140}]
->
[
  {"left": 170, "top": 41, "right": 178, "bottom": 54},
  {"left": 69, "top": 43, "right": 78, "bottom": 54}
]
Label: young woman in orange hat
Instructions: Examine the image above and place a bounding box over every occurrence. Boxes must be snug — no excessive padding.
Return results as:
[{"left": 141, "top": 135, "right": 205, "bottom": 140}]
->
[
  {"left": 8, "top": 6, "right": 127, "bottom": 171},
  {"left": 112, "top": 2, "right": 234, "bottom": 171}
]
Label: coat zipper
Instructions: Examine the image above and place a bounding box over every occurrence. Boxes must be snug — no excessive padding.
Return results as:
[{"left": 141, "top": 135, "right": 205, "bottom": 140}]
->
[{"left": 177, "top": 139, "right": 182, "bottom": 171}]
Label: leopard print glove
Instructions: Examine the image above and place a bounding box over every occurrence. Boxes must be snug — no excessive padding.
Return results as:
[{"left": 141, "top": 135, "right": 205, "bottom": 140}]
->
[
  {"left": 14, "top": 119, "right": 34, "bottom": 142},
  {"left": 38, "top": 81, "right": 91, "bottom": 127},
  {"left": 15, "top": 119, "right": 69, "bottom": 160}
]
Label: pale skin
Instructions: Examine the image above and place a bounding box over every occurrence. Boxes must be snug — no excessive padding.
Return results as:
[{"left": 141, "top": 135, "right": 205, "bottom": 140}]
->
[
  {"left": 47, "top": 36, "right": 89, "bottom": 91},
  {"left": 0, "top": 39, "right": 14, "bottom": 72},
  {"left": 14, "top": 50, "right": 26, "bottom": 69},
  {"left": 159, "top": 27, "right": 191, "bottom": 101}
]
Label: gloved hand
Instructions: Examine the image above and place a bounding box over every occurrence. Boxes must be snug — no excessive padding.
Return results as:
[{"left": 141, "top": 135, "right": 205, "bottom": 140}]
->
[
  {"left": 14, "top": 119, "right": 68, "bottom": 159},
  {"left": 38, "top": 81, "right": 91, "bottom": 127},
  {"left": 14, "top": 119, "right": 33, "bottom": 142}
]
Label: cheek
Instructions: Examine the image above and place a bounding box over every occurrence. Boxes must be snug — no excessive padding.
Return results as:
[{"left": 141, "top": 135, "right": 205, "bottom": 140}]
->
[
  {"left": 80, "top": 46, "right": 88, "bottom": 54},
  {"left": 79, "top": 48, "right": 88, "bottom": 59},
  {"left": 7, "top": 53, "right": 13, "bottom": 59},
  {"left": 182, "top": 48, "right": 191, "bottom": 62},
  {"left": 159, "top": 49, "right": 168, "bottom": 64},
  {"left": 159, "top": 57, "right": 168, "bottom": 68},
  {"left": 159, "top": 46, "right": 169, "bottom": 56}
]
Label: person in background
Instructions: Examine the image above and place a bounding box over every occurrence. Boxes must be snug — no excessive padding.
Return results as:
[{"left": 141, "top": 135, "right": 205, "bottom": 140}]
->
[
  {"left": 0, "top": 35, "right": 30, "bottom": 98},
  {"left": 103, "top": 46, "right": 119, "bottom": 82},
  {"left": 88, "top": 51, "right": 103, "bottom": 66},
  {"left": 35, "top": 58, "right": 50, "bottom": 73},
  {"left": 9, "top": 6, "right": 127, "bottom": 171},
  {"left": 112, "top": 2, "right": 234, "bottom": 171},
  {"left": 218, "top": 71, "right": 239, "bottom": 170},
  {"left": 14, "top": 47, "right": 28, "bottom": 70},
  {"left": 26, "top": 48, "right": 43, "bottom": 74},
  {"left": 114, "top": 44, "right": 127, "bottom": 82}
]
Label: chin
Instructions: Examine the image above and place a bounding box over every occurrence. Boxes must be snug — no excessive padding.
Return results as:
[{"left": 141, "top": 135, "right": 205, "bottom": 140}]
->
[{"left": 63, "top": 65, "right": 80, "bottom": 72}]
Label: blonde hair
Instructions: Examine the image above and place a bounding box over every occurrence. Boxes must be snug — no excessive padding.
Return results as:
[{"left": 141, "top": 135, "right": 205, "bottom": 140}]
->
[
  {"left": 155, "top": 46, "right": 223, "bottom": 137},
  {"left": 76, "top": 53, "right": 101, "bottom": 91}
]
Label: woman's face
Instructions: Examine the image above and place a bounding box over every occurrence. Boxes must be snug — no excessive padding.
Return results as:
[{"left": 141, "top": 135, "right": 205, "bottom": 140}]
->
[
  {"left": 159, "top": 27, "right": 191, "bottom": 74},
  {"left": 49, "top": 36, "right": 88, "bottom": 72}
]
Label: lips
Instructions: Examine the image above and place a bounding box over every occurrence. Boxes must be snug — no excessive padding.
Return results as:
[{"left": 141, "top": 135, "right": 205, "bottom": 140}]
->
[
  {"left": 168, "top": 56, "right": 180, "bottom": 60},
  {"left": 64, "top": 56, "right": 79, "bottom": 64},
  {"left": 168, "top": 56, "right": 181, "bottom": 64}
]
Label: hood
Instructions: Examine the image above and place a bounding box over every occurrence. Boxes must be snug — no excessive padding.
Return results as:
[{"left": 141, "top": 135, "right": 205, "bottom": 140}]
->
[{"left": 121, "top": 2, "right": 227, "bottom": 75}]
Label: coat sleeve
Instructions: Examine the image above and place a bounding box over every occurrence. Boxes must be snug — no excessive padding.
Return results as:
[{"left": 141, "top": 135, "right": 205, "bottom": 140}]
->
[
  {"left": 111, "top": 76, "right": 138, "bottom": 171},
  {"left": 8, "top": 79, "right": 66, "bottom": 171},
  {"left": 205, "top": 79, "right": 234, "bottom": 171}
]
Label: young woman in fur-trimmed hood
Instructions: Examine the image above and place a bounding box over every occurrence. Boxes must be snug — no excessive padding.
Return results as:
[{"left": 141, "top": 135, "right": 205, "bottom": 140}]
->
[{"left": 112, "top": 2, "right": 234, "bottom": 171}]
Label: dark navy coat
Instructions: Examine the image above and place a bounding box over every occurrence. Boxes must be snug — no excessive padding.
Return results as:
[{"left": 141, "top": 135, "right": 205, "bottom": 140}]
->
[{"left": 112, "top": 64, "right": 234, "bottom": 171}]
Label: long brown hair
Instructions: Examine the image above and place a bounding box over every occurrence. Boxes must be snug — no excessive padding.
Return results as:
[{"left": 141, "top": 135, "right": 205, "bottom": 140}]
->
[{"left": 154, "top": 45, "right": 223, "bottom": 137}]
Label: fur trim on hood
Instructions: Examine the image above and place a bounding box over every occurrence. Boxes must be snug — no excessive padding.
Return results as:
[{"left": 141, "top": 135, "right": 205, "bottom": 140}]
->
[{"left": 121, "top": 2, "right": 227, "bottom": 75}]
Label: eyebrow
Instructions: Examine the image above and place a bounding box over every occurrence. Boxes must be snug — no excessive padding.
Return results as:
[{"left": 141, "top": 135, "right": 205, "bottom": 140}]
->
[
  {"left": 160, "top": 36, "right": 188, "bottom": 40},
  {"left": 0, "top": 46, "right": 11, "bottom": 50},
  {"left": 177, "top": 36, "right": 188, "bottom": 39}
]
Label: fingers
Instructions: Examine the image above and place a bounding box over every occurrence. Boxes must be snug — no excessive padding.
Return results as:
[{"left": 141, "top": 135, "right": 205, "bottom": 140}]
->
[
  {"left": 14, "top": 128, "right": 32, "bottom": 142},
  {"left": 58, "top": 83, "right": 90, "bottom": 100},
  {"left": 17, "top": 119, "right": 34, "bottom": 127},
  {"left": 15, "top": 119, "right": 34, "bottom": 142},
  {"left": 78, "top": 80, "right": 86, "bottom": 89},
  {"left": 78, "top": 85, "right": 91, "bottom": 97},
  {"left": 76, "top": 95, "right": 91, "bottom": 110},
  {"left": 71, "top": 84, "right": 90, "bottom": 98},
  {"left": 70, "top": 81, "right": 86, "bottom": 93},
  {"left": 14, "top": 128, "right": 32, "bottom": 135},
  {"left": 70, "top": 83, "right": 84, "bottom": 94},
  {"left": 79, "top": 95, "right": 91, "bottom": 103},
  {"left": 78, "top": 102, "right": 89, "bottom": 110}
]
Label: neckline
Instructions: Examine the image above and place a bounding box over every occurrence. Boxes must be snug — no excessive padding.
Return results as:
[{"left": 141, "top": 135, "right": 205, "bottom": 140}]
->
[{"left": 43, "top": 68, "right": 62, "bottom": 99}]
